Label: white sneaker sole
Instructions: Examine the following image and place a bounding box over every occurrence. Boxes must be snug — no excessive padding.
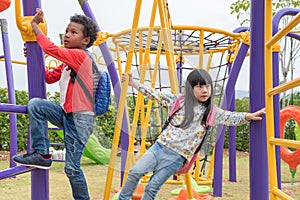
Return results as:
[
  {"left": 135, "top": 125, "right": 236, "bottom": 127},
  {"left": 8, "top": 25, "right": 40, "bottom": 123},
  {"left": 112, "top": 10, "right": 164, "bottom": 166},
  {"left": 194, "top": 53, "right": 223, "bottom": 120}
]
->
[{"left": 14, "top": 161, "right": 51, "bottom": 170}]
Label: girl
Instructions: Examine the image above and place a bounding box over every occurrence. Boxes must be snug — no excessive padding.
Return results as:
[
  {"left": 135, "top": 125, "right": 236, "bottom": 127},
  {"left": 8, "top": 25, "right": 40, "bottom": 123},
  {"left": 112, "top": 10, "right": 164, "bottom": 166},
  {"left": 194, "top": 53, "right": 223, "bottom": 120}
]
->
[{"left": 119, "top": 69, "right": 265, "bottom": 200}]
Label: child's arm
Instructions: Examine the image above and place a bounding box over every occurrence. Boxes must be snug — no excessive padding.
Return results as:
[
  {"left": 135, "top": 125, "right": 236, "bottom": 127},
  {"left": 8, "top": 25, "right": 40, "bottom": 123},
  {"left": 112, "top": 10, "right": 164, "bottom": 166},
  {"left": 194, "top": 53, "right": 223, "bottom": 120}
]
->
[
  {"left": 122, "top": 73, "right": 177, "bottom": 107},
  {"left": 23, "top": 42, "right": 64, "bottom": 84},
  {"left": 125, "top": 72, "right": 139, "bottom": 90},
  {"left": 30, "top": 8, "right": 44, "bottom": 37},
  {"left": 30, "top": 8, "right": 86, "bottom": 70},
  {"left": 214, "top": 107, "right": 265, "bottom": 126},
  {"left": 45, "top": 64, "right": 65, "bottom": 84},
  {"left": 245, "top": 108, "right": 266, "bottom": 121}
]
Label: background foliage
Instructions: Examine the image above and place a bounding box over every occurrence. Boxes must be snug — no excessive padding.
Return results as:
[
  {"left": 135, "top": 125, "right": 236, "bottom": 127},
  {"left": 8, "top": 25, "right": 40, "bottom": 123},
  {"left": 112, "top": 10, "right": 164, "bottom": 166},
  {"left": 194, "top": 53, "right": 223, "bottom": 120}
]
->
[
  {"left": 224, "top": 98, "right": 250, "bottom": 151},
  {"left": 0, "top": 87, "right": 297, "bottom": 152},
  {"left": 0, "top": 87, "right": 116, "bottom": 151}
]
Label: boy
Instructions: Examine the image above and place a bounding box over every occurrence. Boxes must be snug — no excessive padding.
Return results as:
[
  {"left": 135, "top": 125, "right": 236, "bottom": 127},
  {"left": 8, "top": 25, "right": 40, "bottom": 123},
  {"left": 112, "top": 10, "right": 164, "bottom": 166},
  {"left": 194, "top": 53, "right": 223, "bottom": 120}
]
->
[{"left": 13, "top": 8, "right": 98, "bottom": 200}]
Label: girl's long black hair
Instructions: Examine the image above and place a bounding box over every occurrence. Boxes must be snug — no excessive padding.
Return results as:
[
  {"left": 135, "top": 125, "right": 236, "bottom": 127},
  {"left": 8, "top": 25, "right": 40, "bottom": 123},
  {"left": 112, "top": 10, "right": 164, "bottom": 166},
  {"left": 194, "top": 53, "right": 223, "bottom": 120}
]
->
[{"left": 178, "top": 69, "right": 214, "bottom": 128}]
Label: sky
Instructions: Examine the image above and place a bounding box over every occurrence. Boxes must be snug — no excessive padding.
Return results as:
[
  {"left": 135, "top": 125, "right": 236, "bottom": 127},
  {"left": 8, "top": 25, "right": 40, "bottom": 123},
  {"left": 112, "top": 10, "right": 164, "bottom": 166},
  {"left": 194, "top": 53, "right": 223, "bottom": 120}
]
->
[{"left": 0, "top": 0, "right": 249, "bottom": 93}]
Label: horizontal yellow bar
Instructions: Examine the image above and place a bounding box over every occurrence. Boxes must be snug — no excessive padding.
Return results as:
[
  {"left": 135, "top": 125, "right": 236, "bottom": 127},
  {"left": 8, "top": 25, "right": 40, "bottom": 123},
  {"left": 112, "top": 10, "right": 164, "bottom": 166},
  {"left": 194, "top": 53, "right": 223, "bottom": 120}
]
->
[
  {"left": 141, "top": 178, "right": 184, "bottom": 185},
  {"left": 165, "top": 180, "right": 184, "bottom": 185},
  {"left": 269, "top": 137, "right": 300, "bottom": 149},
  {"left": 196, "top": 180, "right": 213, "bottom": 185},
  {"left": 267, "top": 77, "right": 300, "bottom": 96},
  {"left": 0, "top": 58, "right": 26, "bottom": 65},
  {"left": 111, "top": 25, "right": 241, "bottom": 40}
]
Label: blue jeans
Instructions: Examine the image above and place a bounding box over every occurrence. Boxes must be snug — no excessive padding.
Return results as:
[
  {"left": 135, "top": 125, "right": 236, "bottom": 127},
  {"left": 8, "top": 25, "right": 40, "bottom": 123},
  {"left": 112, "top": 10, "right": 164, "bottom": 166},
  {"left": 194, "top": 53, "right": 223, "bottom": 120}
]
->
[
  {"left": 28, "top": 98, "right": 95, "bottom": 200},
  {"left": 118, "top": 142, "right": 185, "bottom": 200}
]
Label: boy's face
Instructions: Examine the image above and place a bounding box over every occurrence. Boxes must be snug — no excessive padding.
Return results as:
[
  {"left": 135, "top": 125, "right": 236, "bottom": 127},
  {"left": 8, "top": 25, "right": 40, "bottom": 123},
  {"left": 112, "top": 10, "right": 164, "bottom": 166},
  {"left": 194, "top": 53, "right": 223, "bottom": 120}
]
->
[{"left": 63, "top": 22, "right": 90, "bottom": 49}]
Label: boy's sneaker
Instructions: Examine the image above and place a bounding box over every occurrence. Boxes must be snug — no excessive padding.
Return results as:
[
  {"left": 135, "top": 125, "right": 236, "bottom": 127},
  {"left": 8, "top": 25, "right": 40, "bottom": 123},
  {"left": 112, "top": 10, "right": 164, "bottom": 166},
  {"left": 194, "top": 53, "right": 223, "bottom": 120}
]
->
[{"left": 13, "top": 151, "right": 52, "bottom": 169}]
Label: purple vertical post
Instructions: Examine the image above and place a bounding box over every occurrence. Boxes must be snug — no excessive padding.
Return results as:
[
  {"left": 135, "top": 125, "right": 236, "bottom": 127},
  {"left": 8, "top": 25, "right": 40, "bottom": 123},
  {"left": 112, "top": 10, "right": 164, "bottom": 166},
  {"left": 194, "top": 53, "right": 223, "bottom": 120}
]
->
[
  {"left": 228, "top": 62, "right": 237, "bottom": 182},
  {"left": 0, "top": 19, "right": 18, "bottom": 168},
  {"left": 272, "top": 47, "right": 281, "bottom": 189},
  {"left": 80, "top": 0, "right": 129, "bottom": 185},
  {"left": 249, "top": 1, "right": 268, "bottom": 199},
  {"left": 213, "top": 42, "right": 249, "bottom": 196},
  {"left": 176, "top": 30, "right": 183, "bottom": 93},
  {"left": 22, "top": 1, "right": 49, "bottom": 200},
  {"left": 272, "top": 8, "right": 300, "bottom": 188},
  {"left": 228, "top": 27, "right": 250, "bottom": 183},
  {"left": 176, "top": 61, "right": 183, "bottom": 92},
  {"left": 229, "top": 43, "right": 249, "bottom": 182}
]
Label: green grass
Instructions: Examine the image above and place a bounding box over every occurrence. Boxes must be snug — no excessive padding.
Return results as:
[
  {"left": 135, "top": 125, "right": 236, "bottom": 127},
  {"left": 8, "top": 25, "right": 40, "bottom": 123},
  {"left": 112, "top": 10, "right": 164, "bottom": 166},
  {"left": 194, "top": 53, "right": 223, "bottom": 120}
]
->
[{"left": 0, "top": 152, "right": 300, "bottom": 200}]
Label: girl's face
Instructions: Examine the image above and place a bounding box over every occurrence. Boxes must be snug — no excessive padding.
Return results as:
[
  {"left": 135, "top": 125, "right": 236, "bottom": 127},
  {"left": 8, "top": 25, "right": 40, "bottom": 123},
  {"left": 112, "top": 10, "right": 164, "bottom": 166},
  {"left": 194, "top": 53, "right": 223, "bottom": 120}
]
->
[
  {"left": 193, "top": 84, "right": 211, "bottom": 103},
  {"left": 64, "top": 22, "right": 90, "bottom": 49}
]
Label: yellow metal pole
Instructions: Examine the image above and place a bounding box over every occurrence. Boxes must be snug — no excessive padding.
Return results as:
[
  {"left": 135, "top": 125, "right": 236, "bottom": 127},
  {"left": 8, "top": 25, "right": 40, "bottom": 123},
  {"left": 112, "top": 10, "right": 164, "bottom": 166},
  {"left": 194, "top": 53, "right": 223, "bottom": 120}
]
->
[
  {"left": 199, "top": 30, "right": 204, "bottom": 69},
  {"left": 103, "top": 0, "right": 143, "bottom": 199},
  {"left": 123, "top": 97, "right": 141, "bottom": 182},
  {"left": 206, "top": 147, "right": 215, "bottom": 181},
  {"left": 157, "top": 0, "right": 178, "bottom": 94},
  {"left": 123, "top": 30, "right": 148, "bottom": 182},
  {"left": 138, "top": 0, "right": 158, "bottom": 156},
  {"left": 0, "top": 58, "right": 26, "bottom": 65},
  {"left": 205, "top": 51, "right": 213, "bottom": 71},
  {"left": 265, "top": 0, "right": 277, "bottom": 199},
  {"left": 116, "top": 44, "right": 123, "bottom": 77},
  {"left": 152, "top": 33, "right": 164, "bottom": 136},
  {"left": 183, "top": 173, "right": 194, "bottom": 198}
]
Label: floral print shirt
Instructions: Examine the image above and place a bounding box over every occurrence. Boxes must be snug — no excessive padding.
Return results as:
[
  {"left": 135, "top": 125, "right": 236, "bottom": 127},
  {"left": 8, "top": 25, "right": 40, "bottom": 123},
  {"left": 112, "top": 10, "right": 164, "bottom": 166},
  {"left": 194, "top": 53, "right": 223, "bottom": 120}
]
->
[{"left": 137, "top": 84, "right": 249, "bottom": 160}]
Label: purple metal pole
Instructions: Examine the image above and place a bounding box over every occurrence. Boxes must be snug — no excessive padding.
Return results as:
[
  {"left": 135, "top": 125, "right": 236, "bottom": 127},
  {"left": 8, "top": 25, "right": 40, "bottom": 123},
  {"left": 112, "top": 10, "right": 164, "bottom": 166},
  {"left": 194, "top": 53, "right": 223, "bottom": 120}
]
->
[
  {"left": 228, "top": 27, "right": 250, "bottom": 183},
  {"left": 287, "top": 32, "right": 300, "bottom": 40},
  {"left": 249, "top": 1, "right": 268, "bottom": 199},
  {"left": 228, "top": 61, "right": 237, "bottom": 183},
  {"left": 79, "top": 0, "right": 129, "bottom": 186},
  {"left": 176, "top": 61, "right": 183, "bottom": 93},
  {"left": 213, "top": 42, "right": 249, "bottom": 196},
  {"left": 272, "top": 8, "right": 300, "bottom": 189},
  {"left": 272, "top": 48, "right": 281, "bottom": 189},
  {"left": 0, "top": 103, "right": 27, "bottom": 113},
  {"left": 0, "top": 19, "right": 18, "bottom": 168},
  {"left": 0, "top": 166, "right": 33, "bottom": 179},
  {"left": 22, "top": 1, "right": 49, "bottom": 200},
  {"left": 176, "top": 31, "right": 183, "bottom": 93}
]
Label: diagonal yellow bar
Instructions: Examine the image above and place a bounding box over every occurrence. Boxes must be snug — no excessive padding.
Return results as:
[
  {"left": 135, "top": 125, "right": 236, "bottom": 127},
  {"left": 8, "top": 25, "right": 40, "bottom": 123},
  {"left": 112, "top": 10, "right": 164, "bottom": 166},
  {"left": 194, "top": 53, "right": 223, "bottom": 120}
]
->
[
  {"left": 103, "top": 1, "right": 143, "bottom": 199},
  {"left": 266, "top": 12, "right": 300, "bottom": 48}
]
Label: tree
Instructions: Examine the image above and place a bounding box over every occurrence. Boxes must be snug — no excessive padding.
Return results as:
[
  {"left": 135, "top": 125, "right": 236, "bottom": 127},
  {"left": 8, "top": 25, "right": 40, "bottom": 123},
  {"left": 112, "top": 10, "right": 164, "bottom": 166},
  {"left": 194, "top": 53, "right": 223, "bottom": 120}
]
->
[
  {"left": 230, "top": 0, "right": 300, "bottom": 107},
  {"left": 0, "top": 88, "right": 117, "bottom": 151},
  {"left": 230, "top": 0, "right": 300, "bottom": 26}
]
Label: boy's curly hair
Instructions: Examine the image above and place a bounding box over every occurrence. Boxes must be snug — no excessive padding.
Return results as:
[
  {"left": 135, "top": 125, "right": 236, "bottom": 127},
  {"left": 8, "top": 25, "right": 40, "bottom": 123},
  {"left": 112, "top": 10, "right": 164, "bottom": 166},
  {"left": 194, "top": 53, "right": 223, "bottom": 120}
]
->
[{"left": 70, "top": 14, "right": 98, "bottom": 48}]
